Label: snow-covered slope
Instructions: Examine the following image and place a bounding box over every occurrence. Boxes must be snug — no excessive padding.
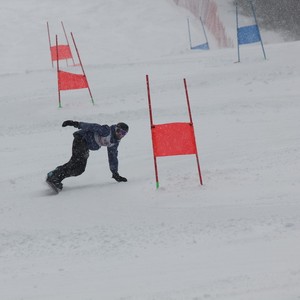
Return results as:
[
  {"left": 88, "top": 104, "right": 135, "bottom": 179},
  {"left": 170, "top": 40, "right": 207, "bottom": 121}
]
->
[{"left": 1, "top": 1, "right": 300, "bottom": 299}]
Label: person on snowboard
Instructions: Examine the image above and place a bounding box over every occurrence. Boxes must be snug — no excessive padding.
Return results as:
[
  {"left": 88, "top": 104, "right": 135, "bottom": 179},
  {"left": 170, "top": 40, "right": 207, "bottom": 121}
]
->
[{"left": 46, "top": 120, "right": 129, "bottom": 192}]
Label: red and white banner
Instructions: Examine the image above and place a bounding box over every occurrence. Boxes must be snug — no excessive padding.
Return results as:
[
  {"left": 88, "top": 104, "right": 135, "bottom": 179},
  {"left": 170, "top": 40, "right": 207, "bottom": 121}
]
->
[{"left": 174, "top": 0, "right": 234, "bottom": 48}]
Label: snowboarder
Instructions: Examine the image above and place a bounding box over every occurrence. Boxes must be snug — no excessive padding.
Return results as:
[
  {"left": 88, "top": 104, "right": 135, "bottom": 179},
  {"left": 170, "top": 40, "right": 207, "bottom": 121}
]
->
[{"left": 46, "top": 120, "right": 129, "bottom": 193}]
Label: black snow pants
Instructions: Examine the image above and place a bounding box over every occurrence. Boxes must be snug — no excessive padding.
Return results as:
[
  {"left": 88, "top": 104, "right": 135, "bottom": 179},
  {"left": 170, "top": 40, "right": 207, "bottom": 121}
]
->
[{"left": 53, "top": 133, "right": 90, "bottom": 182}]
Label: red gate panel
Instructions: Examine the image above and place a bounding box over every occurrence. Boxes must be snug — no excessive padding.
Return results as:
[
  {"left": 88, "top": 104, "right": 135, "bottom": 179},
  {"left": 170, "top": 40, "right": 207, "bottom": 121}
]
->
[{"left": 152, "top": 122, "right": 197, "bottom": 157}]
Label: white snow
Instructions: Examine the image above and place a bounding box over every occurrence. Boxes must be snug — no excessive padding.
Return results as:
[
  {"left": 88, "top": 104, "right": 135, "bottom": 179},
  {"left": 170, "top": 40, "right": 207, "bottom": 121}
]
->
[{"left": 1, "top": 0, "right": 300, "bottom": 299}]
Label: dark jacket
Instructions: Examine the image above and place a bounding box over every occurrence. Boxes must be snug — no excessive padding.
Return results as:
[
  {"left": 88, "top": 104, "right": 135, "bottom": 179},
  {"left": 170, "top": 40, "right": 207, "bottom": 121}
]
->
[{"left": 73, "top": 122, "right": 120, "bottom": 173}]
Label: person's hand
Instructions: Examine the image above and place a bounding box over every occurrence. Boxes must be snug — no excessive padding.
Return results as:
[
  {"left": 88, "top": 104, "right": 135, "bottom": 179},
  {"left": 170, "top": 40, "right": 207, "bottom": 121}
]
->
[
  {"left": 62, "top": 120, "right": 79, "bottom": 128},
  {"left": 112, "top": 172, "right": 127, "bottom": 182}
]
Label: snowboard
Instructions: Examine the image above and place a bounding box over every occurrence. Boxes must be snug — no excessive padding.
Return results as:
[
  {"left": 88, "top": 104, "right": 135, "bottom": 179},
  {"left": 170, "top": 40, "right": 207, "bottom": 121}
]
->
[{"left": 46, "top": 179, "right": 60, "bottom": 194}]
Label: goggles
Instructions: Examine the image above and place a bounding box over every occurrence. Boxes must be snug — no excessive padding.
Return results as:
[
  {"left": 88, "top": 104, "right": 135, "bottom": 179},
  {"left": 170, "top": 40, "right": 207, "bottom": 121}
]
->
[{"left": 116, "top": 127, "right": 128, "bottom": 138}]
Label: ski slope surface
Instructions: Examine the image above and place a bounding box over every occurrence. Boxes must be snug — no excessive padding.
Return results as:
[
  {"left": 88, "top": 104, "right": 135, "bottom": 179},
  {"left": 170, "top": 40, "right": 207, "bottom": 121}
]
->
[{"left": 1, "top": 0, "right": 300, "bottom": 299}]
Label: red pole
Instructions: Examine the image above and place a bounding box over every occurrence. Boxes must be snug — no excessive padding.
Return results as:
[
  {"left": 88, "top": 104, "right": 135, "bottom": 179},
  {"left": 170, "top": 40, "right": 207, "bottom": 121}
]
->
[
  {"left": 146, "top": 75, "right": 154, "bottom": 127},
  {"left": 61, "top": 21, "right": 75, "bottom": 66},
  {"left": 56, "top": 35, "right": 62, "bottom": 108},
  {"left": 195, "top": 152, "right": 203, "bottom": 185},
  {"left": 47, "top": 22, "right": 54, "bottom": 68},
  {"left": 183, "top": 78, "right": 203, "bottom": 185},
  {"left": 184, "top": 78, "right": 194, "bottom": 125},
  {"left": 70, "top": 32, "right": 94, "bottom": 105},
  {"left": 146, "top": 75, "right": 160, "bottom": 189}
]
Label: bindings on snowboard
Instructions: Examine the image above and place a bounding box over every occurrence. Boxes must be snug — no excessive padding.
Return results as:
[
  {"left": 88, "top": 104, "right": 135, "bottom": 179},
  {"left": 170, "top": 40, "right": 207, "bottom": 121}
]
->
[{"left": 46, "top": 171, "right": 63, "bottom": 194}]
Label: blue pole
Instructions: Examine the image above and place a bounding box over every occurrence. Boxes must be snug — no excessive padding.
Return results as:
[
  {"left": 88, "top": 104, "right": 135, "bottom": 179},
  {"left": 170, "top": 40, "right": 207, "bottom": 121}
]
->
[
  {"left": 187, "top": 18, "right": 193, "bottom": 49},
  {"left": 200, "top": 16, "right": 209, "bottom": 49},
  {"left": 249, "top": 0, "right": 267, "bottom": 59},
  {"left": 236, "top": 1, "right": 241, "bottom": 62}
]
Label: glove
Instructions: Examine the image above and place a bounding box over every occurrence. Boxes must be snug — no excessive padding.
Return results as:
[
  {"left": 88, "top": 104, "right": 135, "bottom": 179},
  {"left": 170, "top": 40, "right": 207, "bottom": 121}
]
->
[
  {"left": 62, "top": 120, "right": 79, "bottom": 128},
  {"left": 112, "top": 172, "right": 127, "bottom": 182}
]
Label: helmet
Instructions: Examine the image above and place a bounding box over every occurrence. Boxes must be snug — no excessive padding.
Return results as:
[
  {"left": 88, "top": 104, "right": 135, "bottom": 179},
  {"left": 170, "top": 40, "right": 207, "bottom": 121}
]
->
[
  {"left": 115, "top": 122, "right": 129, "bottom": 139},
  {"left": 116, "top": 122, "right": 129, "bottom": 133}
]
